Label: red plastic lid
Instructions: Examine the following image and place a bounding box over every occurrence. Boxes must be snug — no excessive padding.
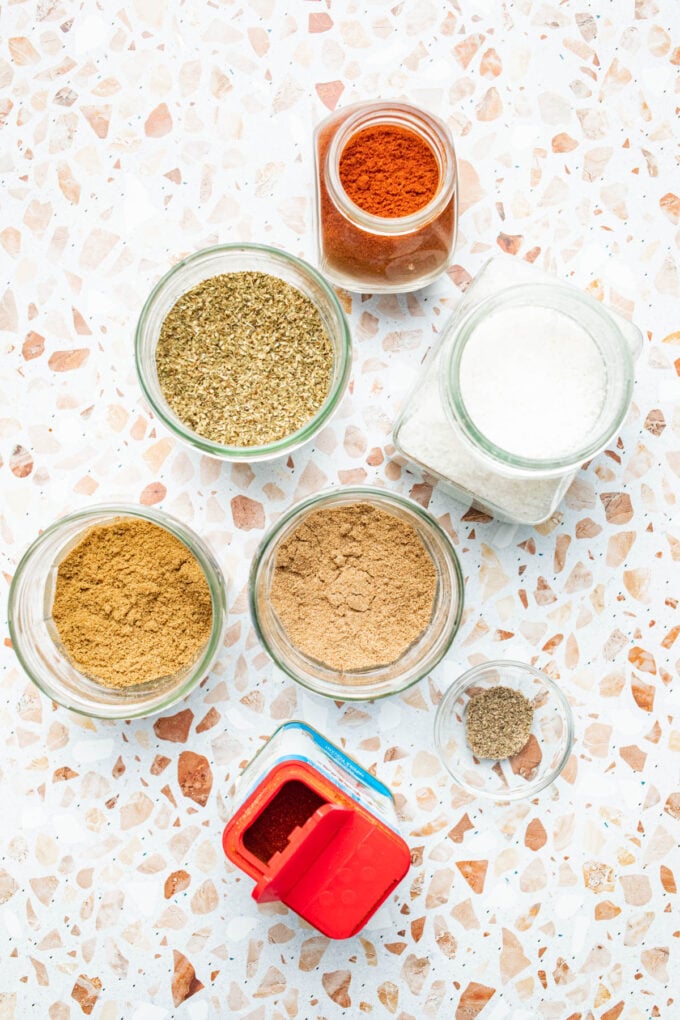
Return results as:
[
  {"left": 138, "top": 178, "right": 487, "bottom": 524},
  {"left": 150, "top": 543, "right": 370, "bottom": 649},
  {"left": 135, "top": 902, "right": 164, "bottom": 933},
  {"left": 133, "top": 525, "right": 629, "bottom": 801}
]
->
[{"left": 222, "top": 760, "right": 410, "bottom": 939}]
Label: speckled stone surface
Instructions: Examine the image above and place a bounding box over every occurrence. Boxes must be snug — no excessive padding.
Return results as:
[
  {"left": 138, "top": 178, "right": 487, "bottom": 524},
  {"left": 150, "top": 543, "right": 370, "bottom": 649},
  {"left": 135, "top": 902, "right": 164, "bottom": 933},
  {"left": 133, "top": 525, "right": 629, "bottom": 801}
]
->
[{"left": 1, "top": 2, "right": 679, "bottom": 1018}]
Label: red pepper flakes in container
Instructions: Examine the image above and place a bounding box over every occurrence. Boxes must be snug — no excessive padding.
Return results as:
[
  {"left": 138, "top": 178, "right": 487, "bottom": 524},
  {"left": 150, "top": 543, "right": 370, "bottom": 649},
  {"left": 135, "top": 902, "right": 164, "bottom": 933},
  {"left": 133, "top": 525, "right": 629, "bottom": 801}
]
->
[
  {"left": 314, "top": 100, "right": 458, "bottom": 294},
  {"left": 222, "top": 721, "right": 410, "bottom": 939}
]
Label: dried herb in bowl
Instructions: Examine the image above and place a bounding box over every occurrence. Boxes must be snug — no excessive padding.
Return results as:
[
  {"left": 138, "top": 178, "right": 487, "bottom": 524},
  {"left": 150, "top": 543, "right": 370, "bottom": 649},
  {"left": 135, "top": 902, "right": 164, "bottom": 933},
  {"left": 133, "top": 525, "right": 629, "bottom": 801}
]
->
[{"left": 155, "top": 272, "right": 333, "bottom": 447}]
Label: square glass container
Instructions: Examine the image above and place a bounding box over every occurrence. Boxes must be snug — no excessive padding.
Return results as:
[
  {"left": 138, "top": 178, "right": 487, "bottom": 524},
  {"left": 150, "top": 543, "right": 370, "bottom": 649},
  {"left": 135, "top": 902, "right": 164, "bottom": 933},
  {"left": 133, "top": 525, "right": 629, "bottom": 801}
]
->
[{"left": 393, "top": 258, "right": 641, "bottom": 525}]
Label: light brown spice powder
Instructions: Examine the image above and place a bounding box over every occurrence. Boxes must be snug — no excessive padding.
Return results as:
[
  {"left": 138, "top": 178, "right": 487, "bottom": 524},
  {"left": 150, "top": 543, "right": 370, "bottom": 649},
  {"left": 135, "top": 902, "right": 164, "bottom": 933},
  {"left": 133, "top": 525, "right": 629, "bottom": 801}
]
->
[
  {"left": 51, "top": 518, "right": 213, "bottom": 689},
  {"left": 155, "top": 271, "right": 333, "bottom": 447},
  {"left": 269, "top": 502, "right": 437, "bottom": 674}
]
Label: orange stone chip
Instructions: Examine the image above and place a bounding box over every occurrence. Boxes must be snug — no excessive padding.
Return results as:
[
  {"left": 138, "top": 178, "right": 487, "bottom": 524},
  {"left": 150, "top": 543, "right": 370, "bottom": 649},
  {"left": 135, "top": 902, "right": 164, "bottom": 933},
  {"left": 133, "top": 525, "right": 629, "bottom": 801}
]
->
[
  {"left": 455, "top": 981, "right": 495, "bottom": 1020},
  {"left": 171, "top": 950, "right": 203, "bottom": 1008},
  {"left": 322, "top": 969, "right": 351, "bottom": 1008},
  {"left": 231, "top": 495, "right": 265, "bottom": 530},
  {"left": 455, "top": 860, "right": 488, "bottom": 895},
  {"left": 583, "top": 861, "right": 615, "bottom": 893},
  {"left": 153, "top": 709, "right": 194, "bottom": 744},
  {"left": 524, "top": 818, "right": 547, "bottom": 851},
  {"left": 22, "top": 331, "right": 44, "bottom": 360},
  {"left": 595, "top": 900, "right": 621, "bottom": 920},
  {"left": 631, "top": 677, "right": 655, "bottom": 712},
  {"left": 660, "top": 865, "right": 677, "bottom": 893},
  {"left": 509, "top": 734, "right": 542, "bottom": 780},
  {"left": 664, "top": 792, "right": 680, "bottom": 820},
  {"left": 164, "top": 870, "right": 190, "bottom": 899},
  {"left": 177, "top": 750, "right": 213, "bottom": 806},
  {"left": 140, "top": 481, "right": 167, "bottom": 506},
  {"left": 448, "top": 813, "right": 473, "bottom": 844},
  {"left": 619, "top": 744, "right": 647, "bottom": 772},
  {"left": 599, "top": 492, "right": 633, "bottom": 524},
  {"left": 71, "top": 974, "right": 102, "bottom": 1016}
]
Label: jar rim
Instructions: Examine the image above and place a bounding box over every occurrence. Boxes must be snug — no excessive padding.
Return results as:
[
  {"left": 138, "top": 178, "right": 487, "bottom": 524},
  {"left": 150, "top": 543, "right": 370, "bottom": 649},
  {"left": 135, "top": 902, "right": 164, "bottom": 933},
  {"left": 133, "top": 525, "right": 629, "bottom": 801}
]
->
[
  {"left": 441, "top": 282, "right": 635, "bottom": 476},
  {"left": 323, "top": 101, "right": 457, "bottom": 237},
  {"left": 134, "top": 243, "right": 352, "bottom": 462}
]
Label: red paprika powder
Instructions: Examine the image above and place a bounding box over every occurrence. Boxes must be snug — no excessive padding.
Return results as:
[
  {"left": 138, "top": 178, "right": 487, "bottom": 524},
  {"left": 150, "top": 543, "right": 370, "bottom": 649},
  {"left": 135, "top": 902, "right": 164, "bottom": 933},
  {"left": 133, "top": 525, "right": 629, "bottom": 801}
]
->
[
  {"left": 314, "top": 101, "right": 457, "bottom": 294},
  {"left": 338, "top": 125, "right": 440, "bottom": 217}
]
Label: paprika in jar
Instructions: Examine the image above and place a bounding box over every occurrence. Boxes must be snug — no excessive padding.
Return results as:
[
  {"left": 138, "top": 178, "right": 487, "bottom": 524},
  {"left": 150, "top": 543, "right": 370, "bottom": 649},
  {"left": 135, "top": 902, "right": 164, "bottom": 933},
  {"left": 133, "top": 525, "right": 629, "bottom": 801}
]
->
[{"left": 314, "top": 100, "right": 458, "bottom": 293}]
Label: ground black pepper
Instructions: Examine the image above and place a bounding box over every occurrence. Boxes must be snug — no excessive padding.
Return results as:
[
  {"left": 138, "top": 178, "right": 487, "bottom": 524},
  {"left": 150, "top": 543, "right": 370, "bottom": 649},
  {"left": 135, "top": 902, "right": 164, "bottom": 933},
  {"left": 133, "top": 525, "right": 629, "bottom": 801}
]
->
[{"left": 465, "top": 686, "right": 534, "bottom": 759}]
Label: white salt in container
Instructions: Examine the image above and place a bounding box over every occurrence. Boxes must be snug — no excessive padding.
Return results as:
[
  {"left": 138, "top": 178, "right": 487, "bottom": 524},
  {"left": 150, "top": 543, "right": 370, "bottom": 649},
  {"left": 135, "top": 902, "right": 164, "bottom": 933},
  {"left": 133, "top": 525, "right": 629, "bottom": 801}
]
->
[{"left": 393, "top": 258, "right": 641, "bottom": 526}]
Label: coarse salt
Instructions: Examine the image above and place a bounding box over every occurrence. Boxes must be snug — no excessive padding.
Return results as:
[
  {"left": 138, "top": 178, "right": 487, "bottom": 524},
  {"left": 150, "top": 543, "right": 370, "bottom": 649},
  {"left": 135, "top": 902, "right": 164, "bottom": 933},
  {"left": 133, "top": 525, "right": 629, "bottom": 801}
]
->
[{"left": 459, "top": 305, "right": 606, "bottom": 460}]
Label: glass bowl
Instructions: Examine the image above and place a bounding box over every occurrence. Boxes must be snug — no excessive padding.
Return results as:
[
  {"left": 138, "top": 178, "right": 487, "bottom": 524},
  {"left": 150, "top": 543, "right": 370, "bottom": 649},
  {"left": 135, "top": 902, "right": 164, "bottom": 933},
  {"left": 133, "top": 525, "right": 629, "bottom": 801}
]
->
[
  {"left": 135, "top": 243, "right": 352, "bottom": 461},
  {"left": 8, "top": 505, "right": 227, "bottom": 719},
  {"left": 434, "top": 660, "right": 574, "bottom": 801},
  {"left": 249, "top": 486, "right": 464, "bottom": 700}
]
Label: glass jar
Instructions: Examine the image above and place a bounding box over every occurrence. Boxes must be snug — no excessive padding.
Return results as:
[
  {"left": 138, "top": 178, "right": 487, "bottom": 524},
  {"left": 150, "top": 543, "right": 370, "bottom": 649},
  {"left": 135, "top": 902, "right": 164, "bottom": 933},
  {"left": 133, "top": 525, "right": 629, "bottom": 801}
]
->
[
  {"left": 222, "top": 721, "right": 410, "bottom": 938},
  {"left": 135, "top": 243, "right": 352, "bottom": 461},
  {"left": 393, "top": 258, "right": 641, "bottom": 526},
  {"left": 249, "top": 486, "right": 464, "bottom": 700},
  {"left": 314, "top": 101, "right": 457, "bottom": 293},
  {"left": 8, "top": 504, "right": 227, "bottom": 719}
]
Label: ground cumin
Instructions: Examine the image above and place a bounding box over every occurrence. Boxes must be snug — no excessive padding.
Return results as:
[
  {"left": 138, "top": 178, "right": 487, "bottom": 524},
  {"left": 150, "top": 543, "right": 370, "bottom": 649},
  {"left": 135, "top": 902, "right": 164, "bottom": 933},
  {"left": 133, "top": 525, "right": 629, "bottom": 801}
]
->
[
  {"left": 51, "top": 518, "right": 213, "bottom": 689},
  {"left": 269, "top": 502, "right": 437, "bottom": 674}
]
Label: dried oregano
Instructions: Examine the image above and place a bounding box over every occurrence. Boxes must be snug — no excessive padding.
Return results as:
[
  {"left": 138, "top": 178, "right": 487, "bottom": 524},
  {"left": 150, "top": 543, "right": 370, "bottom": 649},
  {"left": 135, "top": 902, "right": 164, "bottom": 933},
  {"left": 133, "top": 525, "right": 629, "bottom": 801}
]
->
[
  {"left": 465, "top": 685, "right": 534, "bottom": 759},
  {"left": 155, "top": 272, "right": 334, "bottom": 447}
]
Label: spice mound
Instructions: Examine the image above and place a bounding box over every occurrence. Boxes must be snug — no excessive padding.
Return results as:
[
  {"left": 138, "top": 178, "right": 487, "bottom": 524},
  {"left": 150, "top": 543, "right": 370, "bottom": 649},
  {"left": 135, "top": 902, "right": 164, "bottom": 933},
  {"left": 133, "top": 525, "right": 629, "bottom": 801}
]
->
[
  {"left": 155, "top": 271, "right": 333, "bottom": 447},
  {"left": 339, "top": 126, "right": 439, "bottom": 217},
  {"left": 269, "top": 502, "right": 437, "bottom": 674},
  {"left": 51, "top": 518, "right": 213, "bottom": 688},
  {"left": 465, "top": 686, "right": 534, "bottom": 760}
]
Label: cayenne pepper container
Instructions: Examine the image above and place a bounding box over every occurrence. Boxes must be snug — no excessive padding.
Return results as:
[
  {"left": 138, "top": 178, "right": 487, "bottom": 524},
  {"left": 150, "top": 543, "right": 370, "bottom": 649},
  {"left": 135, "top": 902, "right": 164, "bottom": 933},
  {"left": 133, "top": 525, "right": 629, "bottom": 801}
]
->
[
  {"left": 222, "top": 721, "right": 411, "bottom": 939},
  {"left": 314, "top": 100, "right": 457, "bottom": 294}
]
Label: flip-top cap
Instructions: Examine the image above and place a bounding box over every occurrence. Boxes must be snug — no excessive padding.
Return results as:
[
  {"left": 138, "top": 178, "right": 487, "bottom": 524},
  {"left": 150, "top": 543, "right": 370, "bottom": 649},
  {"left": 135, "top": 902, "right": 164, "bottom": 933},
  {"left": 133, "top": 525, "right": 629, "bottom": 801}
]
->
[{"left": 223, "top": 760, "right": 410, "bottom": 939}]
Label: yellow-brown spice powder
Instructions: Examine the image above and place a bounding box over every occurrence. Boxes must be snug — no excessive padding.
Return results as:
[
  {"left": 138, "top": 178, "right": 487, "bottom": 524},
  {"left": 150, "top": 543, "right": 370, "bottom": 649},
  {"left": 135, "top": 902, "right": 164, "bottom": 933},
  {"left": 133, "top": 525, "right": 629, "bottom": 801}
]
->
[
  {"left": 51, "top": 518, "right": 213, "bottom": 688},
  {"left": 269, "top": 502, "right": 437, "bottom": 675}
]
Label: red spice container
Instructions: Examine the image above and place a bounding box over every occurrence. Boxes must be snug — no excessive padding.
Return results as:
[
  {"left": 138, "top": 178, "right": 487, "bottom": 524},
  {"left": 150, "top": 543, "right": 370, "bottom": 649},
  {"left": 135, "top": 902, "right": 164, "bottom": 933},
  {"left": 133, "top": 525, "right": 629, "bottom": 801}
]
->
[
  {"left": 222, "top": 721, "right": 411, "bottom": 939},
  {"left": 314, "top": 100, "right": 458, "bottom": 293}
]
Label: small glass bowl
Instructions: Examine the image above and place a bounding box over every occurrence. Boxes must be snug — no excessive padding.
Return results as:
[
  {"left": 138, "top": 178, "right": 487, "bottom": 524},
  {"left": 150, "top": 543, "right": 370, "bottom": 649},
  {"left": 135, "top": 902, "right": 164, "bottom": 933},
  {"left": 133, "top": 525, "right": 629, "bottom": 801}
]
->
[
  {"left": 434, "top": 660, "right": 574, "bottom": 801},
  {"left": 135, "top": 243, "right": 352, "bottom": 461},
  {"left": 249, "top": 486, "right": 464, "bottom": 700},
  {"left": 8, "top": 505, "right": 227, "bottom": 719}
]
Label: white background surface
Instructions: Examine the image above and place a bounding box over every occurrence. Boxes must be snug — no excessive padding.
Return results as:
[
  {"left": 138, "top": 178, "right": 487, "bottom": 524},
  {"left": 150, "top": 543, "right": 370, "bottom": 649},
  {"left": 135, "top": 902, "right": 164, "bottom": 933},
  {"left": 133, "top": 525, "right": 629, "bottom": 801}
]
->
[{"left": 1, "top": 1, "right": 679, "bottom": 1018}]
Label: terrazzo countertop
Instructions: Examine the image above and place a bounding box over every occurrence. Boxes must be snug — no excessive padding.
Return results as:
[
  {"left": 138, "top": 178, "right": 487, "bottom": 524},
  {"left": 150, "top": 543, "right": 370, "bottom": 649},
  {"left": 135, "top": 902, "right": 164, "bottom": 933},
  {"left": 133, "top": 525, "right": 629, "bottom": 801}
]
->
[{"left": 1, "top": 1, "right": 679, "bottom": 1018}]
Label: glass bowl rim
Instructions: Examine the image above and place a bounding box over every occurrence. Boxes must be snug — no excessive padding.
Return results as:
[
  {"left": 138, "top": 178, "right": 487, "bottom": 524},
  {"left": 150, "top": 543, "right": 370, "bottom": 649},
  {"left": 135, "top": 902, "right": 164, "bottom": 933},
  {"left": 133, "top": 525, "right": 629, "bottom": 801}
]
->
[
  {"left": 7, "top": 502, "right": 227, "bottom": 719},
  {"left": 249, "top": 484, "right": 465, "bottom": 701},
  {"left": 134, "top": 242, "right": 352, "bottom": 461},
  {"left": 434, "top": 658, "right": 575, "bottom": 801}
]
